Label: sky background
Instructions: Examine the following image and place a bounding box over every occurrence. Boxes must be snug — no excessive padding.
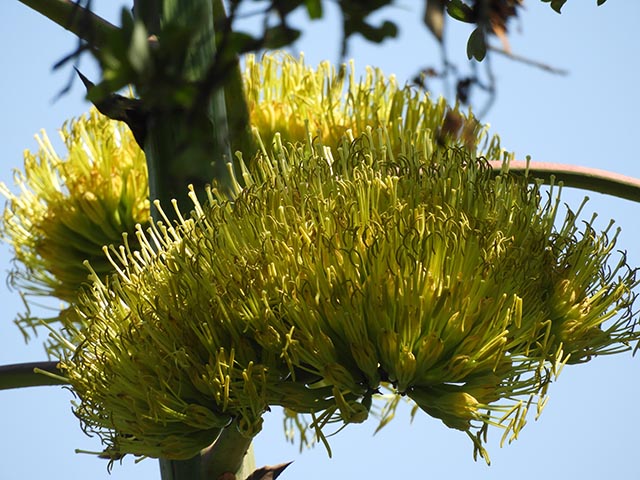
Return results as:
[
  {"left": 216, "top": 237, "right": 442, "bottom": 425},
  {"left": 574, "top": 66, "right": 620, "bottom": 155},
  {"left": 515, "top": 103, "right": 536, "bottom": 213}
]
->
[{"left": 1, "top": 1, "right": 640, "bottom": 479}]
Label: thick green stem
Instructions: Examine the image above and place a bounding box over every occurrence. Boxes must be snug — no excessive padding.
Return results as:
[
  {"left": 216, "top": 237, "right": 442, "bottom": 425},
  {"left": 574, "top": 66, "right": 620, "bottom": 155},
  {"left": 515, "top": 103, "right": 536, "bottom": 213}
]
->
[
  {"left": 201, "top": 421, "right": 255, "bottom": 479},
  {"left": 211, "top": 0, "right": 254, "bottom": 159},
  {"left": 490, "top": 160, "right": 640, "bottom": 202},
  {"left": 159, "top": 457, "right": 205, "bottom": 480},
  {"left": 0, "top": 361, "right": 67, "bottom": 390},
  {"left": 17, "top": 0, "right": 117, "bottom": 48},
  {"left": 141, "top": 0, "right": 235, "bottom": 215},
  {"left": 158, "top": 426, "right": 255, "bottom": 480}
]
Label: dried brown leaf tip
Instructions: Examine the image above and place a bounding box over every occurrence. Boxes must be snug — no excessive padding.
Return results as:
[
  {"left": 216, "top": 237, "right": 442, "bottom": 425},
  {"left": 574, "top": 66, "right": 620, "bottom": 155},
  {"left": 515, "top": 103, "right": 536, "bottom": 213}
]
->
[{"left": 487, "top": 0, "right": 524, "bottom": 53}]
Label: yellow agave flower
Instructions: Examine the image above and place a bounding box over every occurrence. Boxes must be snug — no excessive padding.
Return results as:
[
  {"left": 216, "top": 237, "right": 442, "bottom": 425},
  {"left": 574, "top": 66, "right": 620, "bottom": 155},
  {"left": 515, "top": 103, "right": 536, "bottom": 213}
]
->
[
  {"left": 59, "top": 128, "right": 638, "bottom": 462},
  {"left": 243, "top": 52, "right": 501, "bottom": 158},
  {"left": 0, "top": 109, "right": 149, "bottom": 343}
]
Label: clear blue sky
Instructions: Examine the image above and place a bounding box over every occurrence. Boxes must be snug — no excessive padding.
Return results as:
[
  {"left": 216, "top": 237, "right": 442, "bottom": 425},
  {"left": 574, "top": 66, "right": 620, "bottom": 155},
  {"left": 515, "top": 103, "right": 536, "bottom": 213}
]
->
[{"left": 1, "top": 2, "right": 639, "bottom": 479}]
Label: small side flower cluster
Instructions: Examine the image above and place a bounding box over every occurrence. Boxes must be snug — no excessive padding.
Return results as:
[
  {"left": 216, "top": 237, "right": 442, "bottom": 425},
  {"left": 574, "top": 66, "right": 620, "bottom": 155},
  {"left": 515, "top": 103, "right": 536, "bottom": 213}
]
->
[
  {"left": 0, "top": 109, "right": 149, "bottom": 348},
  {"left": 243, "top": 52, "right": 501, "bottom": 158},
  {"left": 59, "top": 128, "right": 638, "bottom": 462}
]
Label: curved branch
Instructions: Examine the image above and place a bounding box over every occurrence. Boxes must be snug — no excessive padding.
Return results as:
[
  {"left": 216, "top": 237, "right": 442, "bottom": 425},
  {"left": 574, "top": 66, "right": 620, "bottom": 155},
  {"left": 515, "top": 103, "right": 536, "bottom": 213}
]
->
[
  {"left": 0, "top": 361, "right": 67, "bottom": 390},
  {"left": 489, "top": 160, "right": 640, "bottom": 203},
  {"left": 17, "top": 0, "right": 118, "bottom": 49},
  {"left": 488, "top": 45, "right": 569, "bottom": 75}
]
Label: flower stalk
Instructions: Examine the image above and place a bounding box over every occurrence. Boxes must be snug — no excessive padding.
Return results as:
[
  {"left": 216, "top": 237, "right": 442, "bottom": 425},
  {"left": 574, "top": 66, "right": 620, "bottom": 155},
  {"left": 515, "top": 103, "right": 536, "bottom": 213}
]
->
[
  {"left": 0, "top": 362, "right": 66, "bottom": 390},
  {"left": 490, "top": 160, "right": 640, "bottom": 203}
]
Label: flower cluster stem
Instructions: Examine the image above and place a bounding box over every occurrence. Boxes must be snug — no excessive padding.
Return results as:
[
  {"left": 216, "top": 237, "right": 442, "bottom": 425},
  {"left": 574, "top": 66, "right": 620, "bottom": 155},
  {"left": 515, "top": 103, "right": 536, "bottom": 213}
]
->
[
  {"left": 201, "top": 420, "right": 255, "bottom": 479},
  {"left": 0, "top": 361, "right": 67, "bottom": 390},
  {"left": 490, "top": 160, "right": 640, "bottom": 202},
  {"left": 159, "top": 424, "right": 254, "bottom": 480}
]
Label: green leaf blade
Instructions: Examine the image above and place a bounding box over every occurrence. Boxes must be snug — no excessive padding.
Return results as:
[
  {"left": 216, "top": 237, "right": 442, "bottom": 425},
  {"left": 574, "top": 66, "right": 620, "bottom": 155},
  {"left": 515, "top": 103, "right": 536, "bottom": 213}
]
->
[
  {"left": 447, "top": 0, "right": 475, "bottom": 23},
  {"left": 467, "top": 27, "right": 486, "bottom": 61}
]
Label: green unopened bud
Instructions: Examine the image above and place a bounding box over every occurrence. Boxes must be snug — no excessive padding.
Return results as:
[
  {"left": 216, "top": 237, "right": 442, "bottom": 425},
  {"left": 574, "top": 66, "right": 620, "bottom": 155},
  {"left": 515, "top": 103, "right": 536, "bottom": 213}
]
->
[{"left": 409, "top": 386, "right": 482, "bottom": 431}]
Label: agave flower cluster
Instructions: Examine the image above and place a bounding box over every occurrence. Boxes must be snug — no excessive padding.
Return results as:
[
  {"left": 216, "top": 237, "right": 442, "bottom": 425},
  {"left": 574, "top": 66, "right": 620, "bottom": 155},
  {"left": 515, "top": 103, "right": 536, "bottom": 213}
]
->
[
  {"left": 60, "top": 126, "right": 637, "bottom": 461},
  {"left": 244, "top": 53, "right": 501, "bottom": 158},
  {"left": 3, "top": 54, "right": 639, "bottom": 462},
  {"left": 0, "top": 109, "right": 149, "bottom": 346}
]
